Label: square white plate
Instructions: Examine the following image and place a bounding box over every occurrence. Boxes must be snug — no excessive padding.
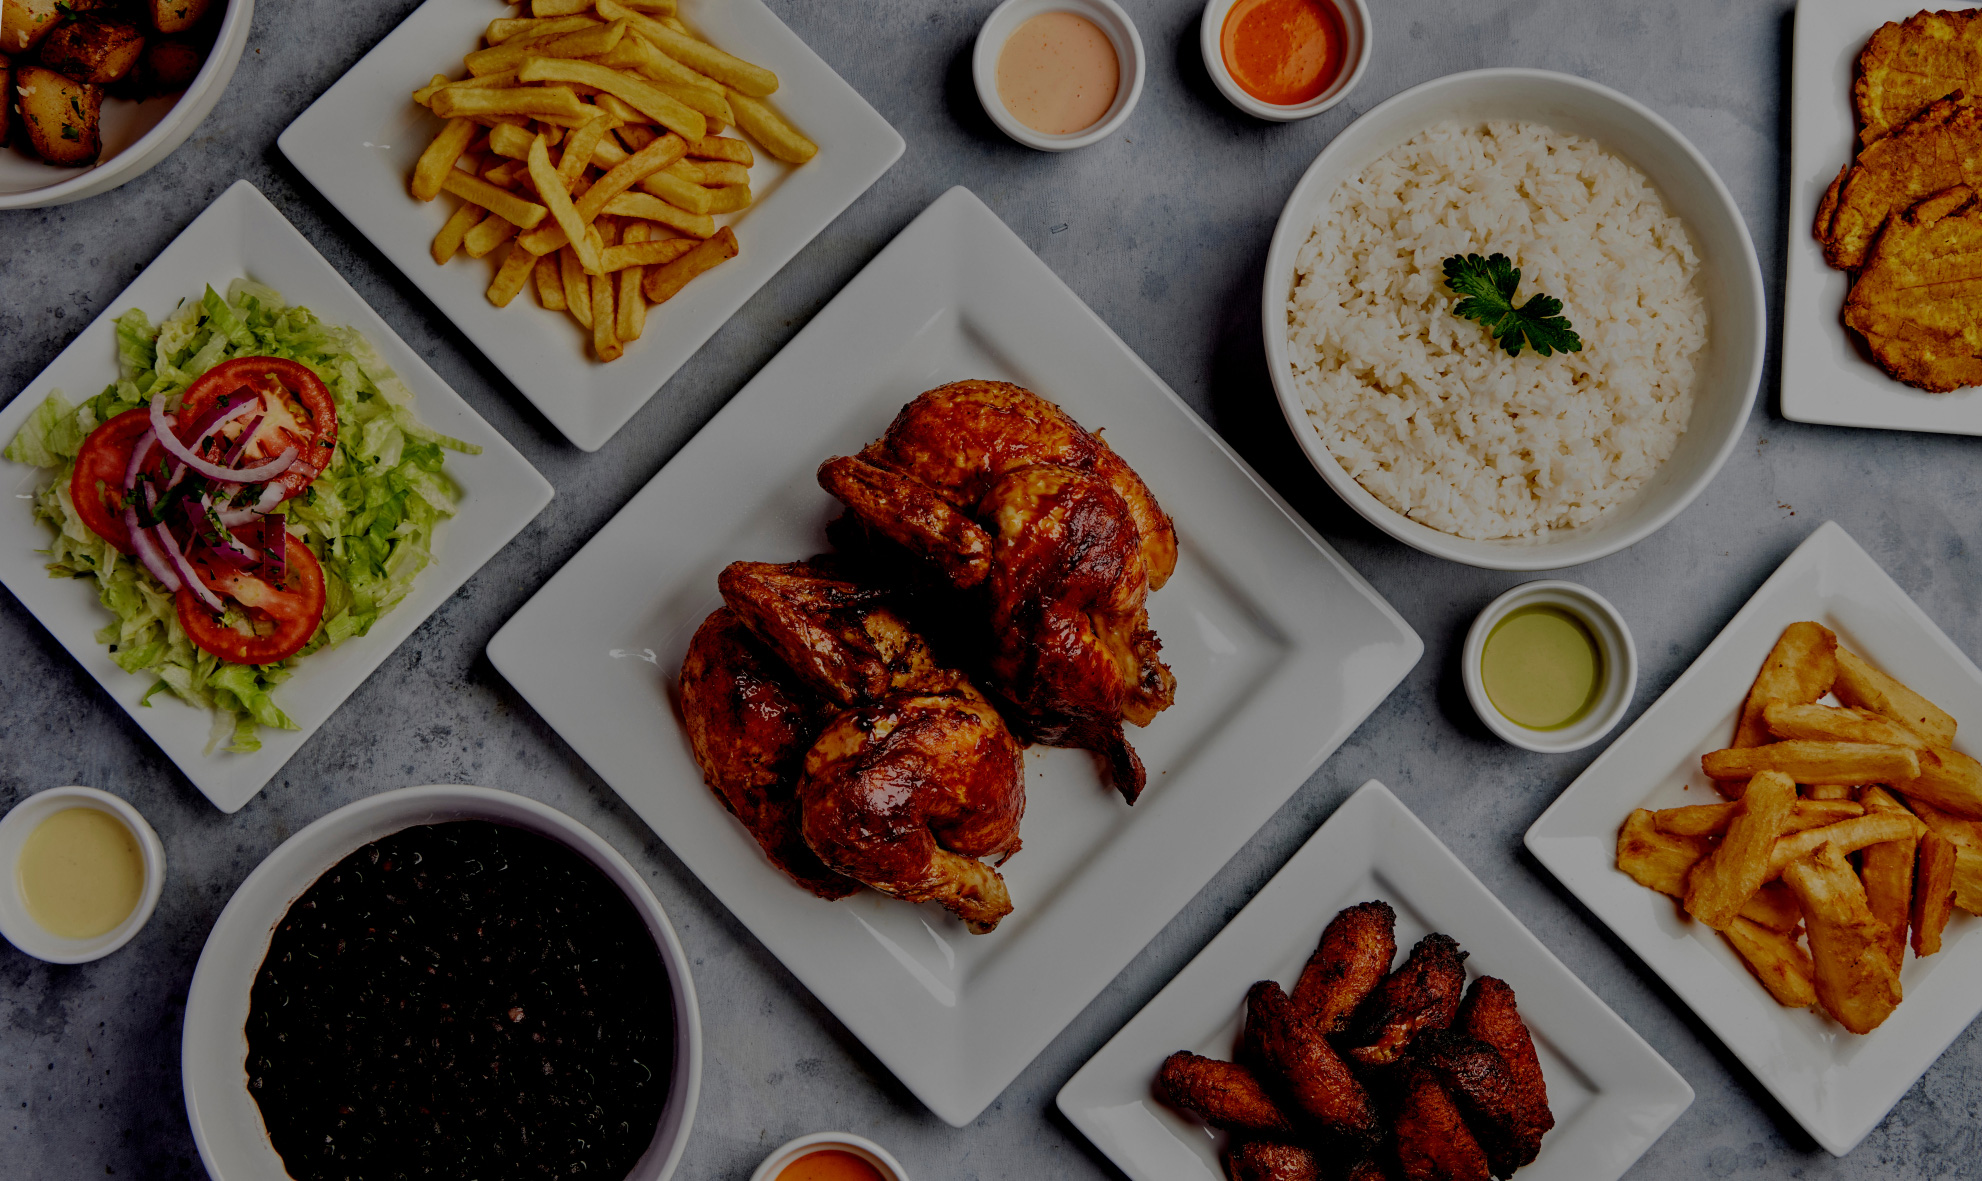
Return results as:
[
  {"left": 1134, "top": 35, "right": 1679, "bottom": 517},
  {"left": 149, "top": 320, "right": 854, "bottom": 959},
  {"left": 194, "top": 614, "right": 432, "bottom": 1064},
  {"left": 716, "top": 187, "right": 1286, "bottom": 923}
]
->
[
  {"left": 279, "top": 0, "right": 904, "bottom": 452},
  {"left": 486, "top": 186, "right": 1423, "bottom": 1126},
  {"left": 1058, "top": 780, "right": 1693, "bottom": 1181},
  {"left": 1525, "top": 520, "right": 1982, "bottom": 1156},
  {"left": 1782, "top": 0, "right": 1982, "bottom": 434},
  {"left": 0, "top": 180, "right": 554, "bottom": 814}
]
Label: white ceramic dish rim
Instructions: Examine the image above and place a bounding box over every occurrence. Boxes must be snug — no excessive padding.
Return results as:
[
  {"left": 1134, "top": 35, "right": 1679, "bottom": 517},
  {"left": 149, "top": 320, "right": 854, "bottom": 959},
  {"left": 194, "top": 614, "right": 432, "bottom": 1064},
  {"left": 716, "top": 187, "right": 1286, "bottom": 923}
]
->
[
  {"left": 1197, "top": 0, "right": 1372, "bottom": 122},
  {"left": 181, "top": 785, "right": 702, "bottom": 1181},
  {"left": 1462, "top": 579, "right": 1638, "bottom": 754},
  {"left": 0, "top": 786, "right": 165, "bottom": 964},
  {"left": 748, "top": 1132, "right": 909, "bottom": 1181},
  {"left": 0, "top": 0, "right": 256, "bottom": 210},
  {"left": 973, "top": 0, "right": 1147, "bottom": 151},
  {"left": 1261, "top": 67, "right": 1766, "bottom": 571}
]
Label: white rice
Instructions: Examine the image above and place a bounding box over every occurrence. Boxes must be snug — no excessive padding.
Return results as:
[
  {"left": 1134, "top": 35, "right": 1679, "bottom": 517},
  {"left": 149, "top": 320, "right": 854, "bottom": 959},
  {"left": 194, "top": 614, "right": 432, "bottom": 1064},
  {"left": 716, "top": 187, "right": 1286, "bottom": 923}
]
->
[{"left": 1286, "top": 121, "right": 1707, "bottom": 540}]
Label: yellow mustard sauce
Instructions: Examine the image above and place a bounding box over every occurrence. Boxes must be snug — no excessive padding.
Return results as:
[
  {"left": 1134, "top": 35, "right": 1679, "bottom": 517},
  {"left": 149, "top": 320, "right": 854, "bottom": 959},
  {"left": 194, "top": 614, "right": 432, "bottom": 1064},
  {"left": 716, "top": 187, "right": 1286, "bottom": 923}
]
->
[
  {"left": 17, "top": 807, "right": 144, "bottom": 939},
  {"left": 1481, "top": 605, "right": 1603, "bottom": 730}
]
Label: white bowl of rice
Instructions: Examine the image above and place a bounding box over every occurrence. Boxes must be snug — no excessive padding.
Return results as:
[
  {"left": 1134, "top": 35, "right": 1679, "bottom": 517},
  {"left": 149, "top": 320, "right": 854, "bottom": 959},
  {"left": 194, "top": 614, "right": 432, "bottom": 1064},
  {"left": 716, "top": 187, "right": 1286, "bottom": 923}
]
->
[{"left": 1265, "top": 69, "right": 1764, "bottom": 570}]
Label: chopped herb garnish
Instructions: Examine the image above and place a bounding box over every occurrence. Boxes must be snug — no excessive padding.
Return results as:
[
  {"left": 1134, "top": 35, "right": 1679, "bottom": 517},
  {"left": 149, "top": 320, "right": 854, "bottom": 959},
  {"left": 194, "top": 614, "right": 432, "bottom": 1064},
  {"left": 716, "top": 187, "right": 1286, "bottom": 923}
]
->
[
  {"left": 1441, "top": 252, "right": 1583, "bottom": 359},
  {"left": 60, "top": 124, "right": 79, "bottom": 142}
]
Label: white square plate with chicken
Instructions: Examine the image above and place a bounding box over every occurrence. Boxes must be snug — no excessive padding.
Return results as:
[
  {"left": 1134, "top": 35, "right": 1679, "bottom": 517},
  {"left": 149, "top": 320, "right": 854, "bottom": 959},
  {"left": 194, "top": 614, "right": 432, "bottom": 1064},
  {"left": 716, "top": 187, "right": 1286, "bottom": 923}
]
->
[
  {"left": 1525, "top": 520, "right": 1982, "bottom": 1155},
  {"left": 278, "top": 0, "right": 903, "bottom": 452},
  {"left": 0, "top": 180, "right": 553, "bottom": 813},
  {"left": 1782, "top": 0, "right": 1982, "bottom": 434},
  {"left": 1057, "top": 780, "right": 1691, "bottom": 1181},
  {"left": 485, "top": 186, "right": 1422, "bottom": 1126}
]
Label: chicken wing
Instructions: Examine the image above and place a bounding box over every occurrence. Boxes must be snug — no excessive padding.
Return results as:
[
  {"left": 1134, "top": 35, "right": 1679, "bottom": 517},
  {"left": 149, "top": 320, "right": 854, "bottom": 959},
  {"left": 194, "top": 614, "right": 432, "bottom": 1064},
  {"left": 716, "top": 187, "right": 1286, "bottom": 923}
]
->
[
  {"left": 1456, "top": 977, "right": 1553, "bottom": 1170},
  {"left": 1348, "top": 934, "right": 1469, "bottom": 1066},
  {"left": 1226, "top": 1140, "right": 1321, "bottom": 1181},
  {"left": 1247, "top": 980, "right": 1380, "bottom": 1141},
  {"left": 1844, "top": 185, "right": 1982, "bottom": 393},
  {"left": 1392, "top": 1066, "right": 1490, "bottom": 1181},
  {"left": 1817, "top": 94, "right": 1982, "bottom": 270},
  {"left": 1292, "top": 900, "right": 1397, "bottom": 1034},
  {"left": 1155, "top": 1052, "right": 1294, "bottom": 1135},
  {"left": 1855, "top": 8, "right": 1982, "bottom": 146}
]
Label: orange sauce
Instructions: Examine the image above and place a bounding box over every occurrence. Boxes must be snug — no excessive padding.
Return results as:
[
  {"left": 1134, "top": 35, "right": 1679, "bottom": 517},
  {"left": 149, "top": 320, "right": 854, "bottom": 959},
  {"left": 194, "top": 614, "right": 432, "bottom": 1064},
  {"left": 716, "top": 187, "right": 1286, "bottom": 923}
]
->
[
  {"left": 776, "top": 1149, "right": 888, "bottom": 1181},
  {"left": 996, "top": 11, "right": 1122, "bottom": 135},
  {"left": 1220, "top": 0, "right": 1346, "bottom": 106}
]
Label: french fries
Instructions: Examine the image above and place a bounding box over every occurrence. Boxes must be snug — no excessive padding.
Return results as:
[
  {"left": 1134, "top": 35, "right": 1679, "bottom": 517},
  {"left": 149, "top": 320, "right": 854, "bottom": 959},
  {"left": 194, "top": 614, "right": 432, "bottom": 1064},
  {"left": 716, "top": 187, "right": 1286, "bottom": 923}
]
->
[
  {"left": 1904, "top": 799, "right": 1982, "bottom": 913},
  {"left": 1722, "top": 915, "right": 1817, "bottom": 1008},
  {"left": 1701, "top": 740, "right": 1920, "bottom": 786},
  {"left": 1653, "top": 798, "right": 1861, "bottom": 838},
  {"left": 1912, "top": 833, "right": 1957, "bottom": 956},
  {"left": 1763, "top": 702, "right": 1929, "bottom": 749},
  {"left": 1766, "top": 811, "right": 1924, "bottom": 878},
  {"left": 1898, "top": 747, "right": 1982, "bottom": 818},
  {"left": 1732, "top": 622, "right": 1837, "bottom": 748},
  {"left": 1858, "top": 787, "right": 1916, "bottom": 972},
  {"left": 1685, "top": 771, "right": 1796, "bottom": 930},
  {"left": 1782, "top": 843, "right": 1902, "bottom": 1034},
  {"left": 407, "top": 0, "right": 812, "bottom": 361},
  {"left": 1835, "top": 646, "right": 1957, "bottom": 746}
]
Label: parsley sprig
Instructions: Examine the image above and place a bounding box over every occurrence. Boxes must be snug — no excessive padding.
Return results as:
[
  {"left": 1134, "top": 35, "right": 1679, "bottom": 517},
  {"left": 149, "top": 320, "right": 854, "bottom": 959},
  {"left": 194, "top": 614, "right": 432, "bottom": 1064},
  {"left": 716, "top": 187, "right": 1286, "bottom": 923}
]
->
[{"left": 1441, "top": 253, "right": 1583, "bottom": 359}]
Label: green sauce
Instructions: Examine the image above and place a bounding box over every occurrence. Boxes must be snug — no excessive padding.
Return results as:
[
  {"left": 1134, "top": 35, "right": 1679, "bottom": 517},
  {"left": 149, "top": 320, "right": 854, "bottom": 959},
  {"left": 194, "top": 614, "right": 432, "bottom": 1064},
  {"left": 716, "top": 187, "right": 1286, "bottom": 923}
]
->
[{"left": 1481, "top": 606, "right": 1603, "bottom": 730}]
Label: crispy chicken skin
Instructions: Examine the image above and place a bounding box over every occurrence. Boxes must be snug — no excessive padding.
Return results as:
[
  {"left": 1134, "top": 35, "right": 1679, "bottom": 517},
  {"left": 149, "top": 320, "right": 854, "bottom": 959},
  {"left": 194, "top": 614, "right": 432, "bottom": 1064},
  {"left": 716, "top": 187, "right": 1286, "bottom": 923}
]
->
[
  {"left": 1418, "top": 1034, "right": 1539, "bottom": 1179},
  {"left": 1844, "top": 184, "right": 1982, "bottom": 392},
  {"left": 1292, "top": 900, "right": 1398, "bottom": 1034},
  {"left": 1855, "top": 8, "right": 1982, "bottom": 146},
  {"left": 678, "top": 608, "right": 859, "bottom": 900},
  {"left": 1457, "top": 978, "right": 1553, "bottom": 1172},
  {"left": 819, "top": 380, "right": 1176, "bottom": 801},
  {"left": 1247, "top": 981, "right": 1380, "bottom": 1141},
  {"left": 1816, "top": 93, "right": 1982, "bottom": 270},
  {"left": 1226, "top": 1139, "right": 1321, "bottom": 1181},
  {"left": 1156, "top": 1051, "right": 1295, "bottom": 1135},
  {"left": 1341, "top": 1159, "right": 1396, "bottom": 1181},
  {"left": 1393, "top": 1067, "right": 1490, "bottom": 1181},
  {"left": 1348, "top": 935, "right": 1469, "bottom": 1066}
]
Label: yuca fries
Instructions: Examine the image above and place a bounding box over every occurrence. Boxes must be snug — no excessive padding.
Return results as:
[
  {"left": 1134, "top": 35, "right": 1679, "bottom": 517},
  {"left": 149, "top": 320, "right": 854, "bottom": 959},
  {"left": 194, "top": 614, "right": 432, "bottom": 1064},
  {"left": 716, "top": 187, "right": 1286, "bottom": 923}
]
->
[
  {"left": 1616, "top": 620, "right": 1973, "bottom": 1031},
  {"left": 409, "top": 0, "right": 813, "bottom": 362}
]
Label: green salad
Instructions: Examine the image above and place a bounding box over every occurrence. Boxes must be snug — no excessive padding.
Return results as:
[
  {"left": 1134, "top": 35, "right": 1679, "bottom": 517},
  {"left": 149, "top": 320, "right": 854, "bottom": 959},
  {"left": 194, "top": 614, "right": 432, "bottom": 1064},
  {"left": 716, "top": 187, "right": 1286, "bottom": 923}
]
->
[{"left": 5, "top": 280, "right": 478, "bottom": 752}]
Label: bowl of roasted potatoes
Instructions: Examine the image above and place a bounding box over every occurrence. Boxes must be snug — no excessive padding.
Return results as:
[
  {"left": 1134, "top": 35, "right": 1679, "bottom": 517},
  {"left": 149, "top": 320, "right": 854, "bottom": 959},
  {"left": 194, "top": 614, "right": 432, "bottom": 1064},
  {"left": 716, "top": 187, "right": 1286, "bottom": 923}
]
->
[{"left": 0, "top": 0, "right": 252, "bottom": 208}]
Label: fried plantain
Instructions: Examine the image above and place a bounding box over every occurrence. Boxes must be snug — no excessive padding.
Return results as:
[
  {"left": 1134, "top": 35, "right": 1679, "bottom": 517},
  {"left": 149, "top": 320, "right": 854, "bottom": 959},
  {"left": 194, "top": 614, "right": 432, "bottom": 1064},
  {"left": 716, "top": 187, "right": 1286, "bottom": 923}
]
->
[
  {"left": 1347, "top": 934, "right": 1469, "bottom": 1066},
  {"left": 1226, "top": 1139, "right": 1322, "bottom": 1181},
  {"left": 1247, "top": 980, "right": 1381, "bottom": 1141},
  {"left": 1817, "top": 93, "right": 1982, "bottom": 270},
  {"left": 1855, "top": 8, "right": 1982, "bottom": 146},
  {"left": 1292, "top": 900, "right": 1398, "bottom": 1034},
  {"left": 1456, "top": 977, "right": 1554, "bottom": 1168},
  {"left": 1155, "top": 1051, "right": 1295, "bottom": 1135},
  {"left": 1419, "top": 1033, "right": 1542, "bottom": 1180},
  {"left": 1844, "top": 184, "right": 1982, "bottom": 393},
  {"left": 1392, "top": 1065, "right": 1490, "bottom": 1181}
]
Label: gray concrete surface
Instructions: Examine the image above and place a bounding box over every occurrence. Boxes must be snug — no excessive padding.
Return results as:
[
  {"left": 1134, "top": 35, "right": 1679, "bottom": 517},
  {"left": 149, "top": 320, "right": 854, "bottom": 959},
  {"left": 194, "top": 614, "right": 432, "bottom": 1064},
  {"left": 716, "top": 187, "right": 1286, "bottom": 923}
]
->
[{"left": 5, "top": 0, "right": 1979, "bottom": 1177}]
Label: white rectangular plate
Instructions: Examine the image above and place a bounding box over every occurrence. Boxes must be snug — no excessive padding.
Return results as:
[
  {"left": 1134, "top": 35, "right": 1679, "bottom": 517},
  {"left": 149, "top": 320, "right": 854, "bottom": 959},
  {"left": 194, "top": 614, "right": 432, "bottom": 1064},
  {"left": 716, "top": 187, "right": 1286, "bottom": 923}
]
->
[
  {"left": 279, "top": 0, "right": 904, "bottom": 452},
  {"left": 1059, "top": 780, "right": 1692, "bottom": 1181},
  {"left": 1525, "top": 520, "right": 1982, "bottom": 1155},
  {"left": 0, "top": 180, "right": 554, "bottom": 814},
  {"left": 1782, "top": 0, "right": 1982, "bottom": 434},
  {"left": 486, "top": 186, "right": 1422, "bottom": 1126}
]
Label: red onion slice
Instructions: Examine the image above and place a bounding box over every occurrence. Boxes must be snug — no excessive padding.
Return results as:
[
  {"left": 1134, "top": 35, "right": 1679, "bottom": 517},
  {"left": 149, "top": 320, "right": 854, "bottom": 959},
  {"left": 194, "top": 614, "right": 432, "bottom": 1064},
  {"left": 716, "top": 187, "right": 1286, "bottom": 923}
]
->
[
  {"left": 154, "top": 522, "right": 224, "bottom": 612},
  {"left": 216, "top": 508, "right": 263, "bottom": 529},
  {"left": 149, "top": 394, "right": 297, "bottom": 483},
  {"left": 122, "top": 429, "right": 157, "bottom": 492},
  {"left": 253, "top": 483, "right": 287, "bottom": 514},
  {"left": 122, "top": 505, "right": 182, "bottom": 591},
  {"left": 221, "top": 414, "right": 264, "bottom": 467}
]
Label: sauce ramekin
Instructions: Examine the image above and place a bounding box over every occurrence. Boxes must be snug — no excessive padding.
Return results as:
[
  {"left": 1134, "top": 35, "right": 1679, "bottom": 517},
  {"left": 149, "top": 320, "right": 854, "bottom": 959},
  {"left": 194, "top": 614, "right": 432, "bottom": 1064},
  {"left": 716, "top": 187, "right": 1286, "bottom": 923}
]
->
[
  {"left": 974, "top": 0, "right": 1146, "bottom": 152},
  {"left": 1462, "top": 580, "right": 1638, "bottom": 754},
  {"left": 0, "top": 786, "right": 165, "bottom": 964},
  {"left": 1199, "top": 0, "right": 1372, "bottom": 122}
]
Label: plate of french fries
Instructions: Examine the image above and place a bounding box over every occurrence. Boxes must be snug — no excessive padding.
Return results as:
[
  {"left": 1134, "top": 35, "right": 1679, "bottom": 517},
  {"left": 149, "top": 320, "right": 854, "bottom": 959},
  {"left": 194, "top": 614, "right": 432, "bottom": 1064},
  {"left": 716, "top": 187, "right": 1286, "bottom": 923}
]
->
[
  {"left": 1527, "top": 520, "right": 1982, "bottom": 1156},
  {"left": 278, "top": 0, "right": 902, "bottom": 451}
]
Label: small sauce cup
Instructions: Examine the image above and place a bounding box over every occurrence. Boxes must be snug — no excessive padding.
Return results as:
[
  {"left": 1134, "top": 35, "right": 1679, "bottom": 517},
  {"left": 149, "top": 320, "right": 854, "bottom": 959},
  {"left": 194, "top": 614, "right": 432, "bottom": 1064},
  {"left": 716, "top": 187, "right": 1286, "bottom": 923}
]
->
[
  {"left": 974, "top": 0, "right": 1145, "bottom": 151},
  {"left": 0, "top": 786, "right": 166, "bottom": 964},
  {"left": 1462, "top": 581, "right": 1637, "bottom": 754},
  {"left": 1199, "top": 0, "right": 1371, "bottom": 122},
  {"left": 751, "top": 1132, "right": 908, "bottom": 1181}
]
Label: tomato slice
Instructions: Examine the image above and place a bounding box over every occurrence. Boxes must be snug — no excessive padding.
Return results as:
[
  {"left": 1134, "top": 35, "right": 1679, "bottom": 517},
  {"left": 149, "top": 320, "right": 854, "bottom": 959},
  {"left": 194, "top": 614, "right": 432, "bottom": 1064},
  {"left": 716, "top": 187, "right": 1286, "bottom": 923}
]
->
[
  {"left": 177, "top": 357, "right": 338, "bottom": 502},
  {"left": 69, "top": 408, "right": 158, "bottom": 553},
  {"left": 176, "top": 539, "right": 327, "bottom": 666}
]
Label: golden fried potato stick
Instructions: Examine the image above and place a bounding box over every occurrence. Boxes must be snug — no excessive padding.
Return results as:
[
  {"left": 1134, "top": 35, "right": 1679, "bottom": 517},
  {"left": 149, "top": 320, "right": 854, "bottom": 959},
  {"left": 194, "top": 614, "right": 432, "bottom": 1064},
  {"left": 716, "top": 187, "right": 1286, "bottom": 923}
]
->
[
  {"left": 412, "top": 118, "right": 478, "bottom": 201},
  {"left": 1616, "top": 810, "right": 1801, "bottom": 931},
  {"left": 1903, "top": 798, "right": 1982, "bottom": 913},
  {"left": 482, "top": 159, "right": 525, "bottom": 188},
  {"left": 432, "top": 84, "right": 591, "bottom": 124},
  {"left": 517, "top": 56, "right": 706, "bottom": 141},
  {"left": 1654, "top": 798, "right": 1863, "bottom": 838},
  {"left": 1686, "top": 771, "right": 1797, "bottom": 930},
  {"left": 590, "top": 91, "right": 651, "bottom": 128},
  {"left": 1912, "top": 832, "right": 1958, "bottom": 955},
  {"left": 595, "top": 31, "right": 724, "bottom": 97},
  {"left": 706, "top": 184, "right": 751, "bottom": 214},
  {"left": 533, "top": 0, "right": 595, "bottom": 15},
  {"left": 687, "top": 134, "right": 752, "bottom": 164},
  {"left": 518, "top": 133, "right": 688, "bottom": 255},
  {"left": 1859, "top": 787, "right": 1917, "bottom": 973},
  {"left": 643, "top": 225, "right": 737, "bottom": 302},
  {"left": 1834, "top": 646, "right": 1957, "bottom": 746},
  {"left": 601, "top": 237, "right": 696, "bottom": 271},
  {"left": 485, "top": 122, "right": 540, "bottom": 161},
  {"left": 440, "top": 170, "right": 550, "bottom": 229},
  {"left": 615, "top": 222, "right": 650, "bottom": 342},
  {"left": 604, "top": 190, "right": 715, "bottom": 237},
  {"left": 417, "top": 70, "right": 524, "bottom": 108},
  {"left": 590, "top": 227, "right": 622, "bottom": 361},
  {"left": 466, "top": 19, "right": 627, "bottom": 76},
  {"left": 670, "top": 157, "right": 748, "bottom": 187},
  {"left": 1805, "top": 784, "right": 1856, "bottom": 801},
  {"left": 1767, "top": 811, "right": 1926, "bottom": 879},
  {"left": 1897, "top": 747, "right": 1982, "bottom": 818},
  {"left": 1782, "top": 843, "right": 1902, "bottom": 1033},
  {"left": 487, "top": 14, "right": 598, "bottom": 45},
  {"left": 463, "top": 212, "right": 521, "bottom": 258},
  {"left": 729, "top": 89, "right": 816, "bottom": 163},
  {"left": 560, "top": 246, "right": 592, "bottom": 328},
  {"left": 1764, "top": 702, "right": 1930, "bottom": 749},
  {"left": 600, "top": 2, "right": 777, "bottom": 96},
  {"left": 488, "top": 242, "right": 538, "bottom": 307},
  {"left": 639, "top": 167, "right": 714, "bottom": 214},
  {"left": 431, "top": 199, "right": 484, "bottom": 264},
  {"left": 1703, "top": 741, "right": 1920, "bottom": 787},
  {"left": 534, "top": 254, "right": 567, "bottom": 311},
  {"left": 559, "top": 115, "right": 617, "bottom": 188},
  {"left": 1733, "top": 622, "right": 1838, "bottom": 750},
  {"left": 527, "top": 133, "right": 603, "bottom": 273},
  {"left": 1722, "top": 915, "right": 1817, "bottom": 1008},
  {"left": 656, "top": 79, "right": 735, "bottom": 125}
]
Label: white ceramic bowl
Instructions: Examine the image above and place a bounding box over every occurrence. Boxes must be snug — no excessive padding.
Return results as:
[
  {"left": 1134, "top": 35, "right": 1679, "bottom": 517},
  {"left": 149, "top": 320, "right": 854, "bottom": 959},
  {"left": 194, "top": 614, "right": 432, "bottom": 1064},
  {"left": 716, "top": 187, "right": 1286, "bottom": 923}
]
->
[
  {"left": 1199, "top": 0, "right": 1371, "bottom": 121},
  {"left": 1263, "top": 69, "right": 1766, "bottom": 570},
  {"left": 181, "top": 785, "right": 702, "bottom": 1181},
  {"left": 751, "top": 1132, "right": 909, "bottom": 1181},
  {"left": 1462, "top": 580, "right": 1637, "bottom": 753},
  {"left": 0, "top": 786, "right": 165, "bottom": 964},
  {"left": 973, "top": 0, "right": 1145, "bottom": 152},
  {"left": 0, "top": 0, "right": 255, "bottom": 210}
]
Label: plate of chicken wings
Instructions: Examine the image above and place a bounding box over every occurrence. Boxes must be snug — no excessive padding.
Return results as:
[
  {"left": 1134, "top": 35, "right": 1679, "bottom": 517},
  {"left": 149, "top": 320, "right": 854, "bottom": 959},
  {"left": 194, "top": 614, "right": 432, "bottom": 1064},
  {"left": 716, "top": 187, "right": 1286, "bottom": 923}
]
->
[
  {"left": 1059, "top": 781, "right": 1692, "bottom": 1181},
  {"left": 486, "top": 186, "right": 1422, "bottom": 1126}
]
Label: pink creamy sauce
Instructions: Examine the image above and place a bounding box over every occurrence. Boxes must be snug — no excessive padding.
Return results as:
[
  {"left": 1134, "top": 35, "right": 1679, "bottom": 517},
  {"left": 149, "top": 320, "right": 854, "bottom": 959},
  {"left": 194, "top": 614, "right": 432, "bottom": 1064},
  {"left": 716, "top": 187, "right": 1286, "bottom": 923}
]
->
[{"left": 995, "top": 12, "right": 1121, "bottom": 135}]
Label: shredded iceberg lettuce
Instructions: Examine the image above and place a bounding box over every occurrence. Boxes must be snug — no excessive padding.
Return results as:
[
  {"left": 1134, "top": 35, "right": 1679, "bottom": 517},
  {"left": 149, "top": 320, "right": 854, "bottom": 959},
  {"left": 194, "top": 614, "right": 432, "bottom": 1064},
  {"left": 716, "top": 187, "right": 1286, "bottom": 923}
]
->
[{"left": 4, "top": 281, "right": 480, "bottom": 753}]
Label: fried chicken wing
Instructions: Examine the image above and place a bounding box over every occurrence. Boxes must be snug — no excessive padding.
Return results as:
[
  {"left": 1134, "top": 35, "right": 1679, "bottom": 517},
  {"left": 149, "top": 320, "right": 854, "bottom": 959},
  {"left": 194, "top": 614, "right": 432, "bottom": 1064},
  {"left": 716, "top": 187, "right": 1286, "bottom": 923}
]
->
[
  {"left": 1844, "top": 185, "right": 1982, "bottom": 393},
  {"left": 1155, "top": 1052, "right": 1295, "bottom": 1135},
  {"left": 1393, "top": 1066, "right": 1490, "bottom": 1181},
  {"left": 1226, "top": 1139, "right": 1321, "bottom": 1181},
  {"left": 1817, "top": 94, "right": 1982, "bottom": 270},
  {"left": 678, "top": 609, "right": 859, "bottom": 900},
  {"left": 1855, "top": 8, "right": 1982, "bottom": 146},
  {"left": 1456, "top": 978, "right": 1553, "bottom": 1169},
  {"left": 1292, "top": 900, "right": 1398, "bottom": 1034},
  {"left": 1419, "top": 1034, "right": 1539, "bottom": 1179},
  {"left": 1348, "top": 934, "right": 1469, "bottom": 1066},
  {"left": 1247, "top": 980, "right": 1380, "bottom": 1141}
]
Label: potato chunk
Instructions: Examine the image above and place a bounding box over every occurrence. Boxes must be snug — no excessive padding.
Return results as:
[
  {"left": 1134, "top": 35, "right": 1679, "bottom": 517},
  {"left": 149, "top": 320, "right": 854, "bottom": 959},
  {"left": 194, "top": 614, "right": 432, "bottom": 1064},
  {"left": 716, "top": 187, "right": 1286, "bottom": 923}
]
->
[
  {"left": 37, "top": 15, "right": 145, "bottom": 84},
  {"left": 2, "top": 0, "right": 66, "bottom": 57},
  {"left": 145, "top": 0, "right": 210, "bottom": 36},
  {"left": 15, "top": 63, "right": 102, "bottom": 165},
  {"left": 137, "top": 35, "right": 200, "bottom": 90}
]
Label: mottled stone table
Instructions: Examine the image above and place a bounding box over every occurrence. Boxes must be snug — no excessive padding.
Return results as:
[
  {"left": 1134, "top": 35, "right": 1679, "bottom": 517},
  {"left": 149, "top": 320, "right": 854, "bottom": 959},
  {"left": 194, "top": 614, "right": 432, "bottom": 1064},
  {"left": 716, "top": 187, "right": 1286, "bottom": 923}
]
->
[{"left": 4, "top": 0, "right": 1977, "bottom": 1177}]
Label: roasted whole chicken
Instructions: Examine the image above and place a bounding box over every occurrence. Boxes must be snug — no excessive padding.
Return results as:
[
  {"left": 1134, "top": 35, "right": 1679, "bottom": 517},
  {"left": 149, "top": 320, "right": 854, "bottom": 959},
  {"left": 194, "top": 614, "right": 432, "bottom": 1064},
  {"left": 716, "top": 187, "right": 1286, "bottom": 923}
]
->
[
  {"left": 680, "top": 560, "right": 1024, "bottom": 932},
  {"left": 818, "top": 379, "right": 1178, "bottom": 801}
]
